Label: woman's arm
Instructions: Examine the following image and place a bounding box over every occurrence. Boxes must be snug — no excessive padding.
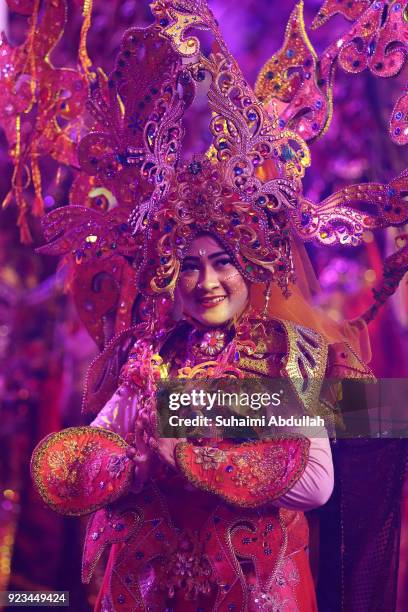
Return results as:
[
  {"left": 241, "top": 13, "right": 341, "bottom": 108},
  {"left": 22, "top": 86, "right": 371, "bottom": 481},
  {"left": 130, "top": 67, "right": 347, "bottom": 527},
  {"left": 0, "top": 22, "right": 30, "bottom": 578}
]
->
[
  {"left": 272, "top": 435, "right": 333, "bottom": 511},
  {"left": 91, "top": 384, "right": 156, "bottom": 492},
  {"left": 90, "top": 384, "right": 139, "bottom": 437}
]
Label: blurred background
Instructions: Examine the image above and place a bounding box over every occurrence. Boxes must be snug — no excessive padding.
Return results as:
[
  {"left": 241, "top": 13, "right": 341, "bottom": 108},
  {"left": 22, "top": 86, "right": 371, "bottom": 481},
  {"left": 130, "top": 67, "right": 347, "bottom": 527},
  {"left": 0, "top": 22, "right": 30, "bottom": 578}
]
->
[{"left": 0, "top": 0, "right": 407, "bottom": 610}]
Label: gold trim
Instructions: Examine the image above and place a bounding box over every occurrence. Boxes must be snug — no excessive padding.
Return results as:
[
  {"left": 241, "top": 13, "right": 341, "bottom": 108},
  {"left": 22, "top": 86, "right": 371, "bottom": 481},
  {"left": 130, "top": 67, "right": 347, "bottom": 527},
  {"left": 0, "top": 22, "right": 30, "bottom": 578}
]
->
[
  {"left": 175, "top": 439, "right": 310, "bottom": 508},
  {"left": 281, "top": 320, "right": 328, "bottom": 416},
  {"left": 31, "top": 427, "right": 132, "bottom": 517}
]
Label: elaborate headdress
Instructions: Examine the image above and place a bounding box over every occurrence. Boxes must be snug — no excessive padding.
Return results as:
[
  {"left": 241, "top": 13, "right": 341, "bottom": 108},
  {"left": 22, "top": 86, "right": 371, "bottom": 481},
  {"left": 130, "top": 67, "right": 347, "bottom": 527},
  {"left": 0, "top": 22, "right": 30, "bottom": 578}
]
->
[{"left": 2, "top": 0, "right": 408, "bottom": 346}]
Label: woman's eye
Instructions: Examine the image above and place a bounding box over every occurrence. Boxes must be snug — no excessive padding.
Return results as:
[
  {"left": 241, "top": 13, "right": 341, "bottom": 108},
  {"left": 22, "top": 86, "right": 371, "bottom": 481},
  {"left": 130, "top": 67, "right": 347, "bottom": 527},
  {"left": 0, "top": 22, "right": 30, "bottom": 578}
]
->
[
  {"left": 215, "top": 258, "right": 232, "bottom": 268},
  {"left": 181, "top": 263, "right": 199, "bottom": 272}
]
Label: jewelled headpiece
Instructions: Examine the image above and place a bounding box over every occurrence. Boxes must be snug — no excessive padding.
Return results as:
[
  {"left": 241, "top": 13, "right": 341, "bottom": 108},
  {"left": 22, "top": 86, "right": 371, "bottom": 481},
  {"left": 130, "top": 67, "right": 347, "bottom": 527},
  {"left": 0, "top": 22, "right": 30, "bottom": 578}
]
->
[{"left": 2, "top": 0, "right": 408, "bottom": 346}]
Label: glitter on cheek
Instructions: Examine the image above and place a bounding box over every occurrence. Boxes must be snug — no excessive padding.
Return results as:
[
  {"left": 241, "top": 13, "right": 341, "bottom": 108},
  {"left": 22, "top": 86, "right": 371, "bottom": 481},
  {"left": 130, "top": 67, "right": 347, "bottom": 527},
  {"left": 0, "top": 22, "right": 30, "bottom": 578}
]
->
[{"left": 222, "top": 271, "right": 241, "bottom": 282}]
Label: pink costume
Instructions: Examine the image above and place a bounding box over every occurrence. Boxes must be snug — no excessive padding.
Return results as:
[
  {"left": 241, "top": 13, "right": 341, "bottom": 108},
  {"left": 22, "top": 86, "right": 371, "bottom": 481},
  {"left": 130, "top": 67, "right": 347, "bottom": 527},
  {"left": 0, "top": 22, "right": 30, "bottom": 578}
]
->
[{"left": 91, "top": 385, "right": 334, "bottom": 512}]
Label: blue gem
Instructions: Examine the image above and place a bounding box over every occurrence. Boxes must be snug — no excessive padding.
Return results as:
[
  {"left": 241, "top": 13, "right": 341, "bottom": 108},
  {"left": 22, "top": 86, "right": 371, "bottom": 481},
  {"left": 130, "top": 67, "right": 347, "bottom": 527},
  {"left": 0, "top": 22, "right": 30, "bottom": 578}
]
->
[
  {"left": 234, "top": 166, "right": 243, "bottom": 175},
  {"left": 286, "top": 49, "right": 294, "bottom": 58},
  {"left": 223, "top": 584, "right": 230, "bottom": 591},
  {"left": 253, "top": 240, "right": 260, "bottom": 248},
  {"left": 312, "top": 122, "right": 319, "bottom": 131},
  {"left": 315, "top": 100, "right": 322, "bottom": 109},
  {"left": 117, "top": 594, "right": 125, "bottom": 604},
  {"left": 179, "top": 71, "right": 191, "bottom": 85},
  {"left": 188, "top": 161, "right": 202, "bottom": 175},
  {"left": 281, "top": 145, "right": 294, "bottom": 161},
  {"left": 301, "top": 212, "right": 311, "bottom": 226},
  {"left": 228, "top": 605, "right": 237, "bottom": 611},
  {"left": 155, "top": 532, "right": 165, "bottom": 540},
  {"left": 257, "top": 196, "right": 266, "bottom": 205},
  {"left": 159, "top": 18, "right": 169, "bottom": 26},
  {"left": 116, "top": 152, "right": 128, "bottom": 166},
  {"left": 374, "top": 2, "right": 381, "bottom": 9},
  {"left": 395, "top": 111, "right": 403, "bottom": 121},
  {"left": 393, "top": 3, "right": 401, "bottom": 10},
  {"left": 266, "top": 70, "right": 274, "bottom": 80},
  {"left": 232, "top": 218, "right": 240, "bottom": 226},
  {"left": 242, "top": 537, "right": 251, "bottom": 544},
  {"left": 395, "top": 127, "right": 401, "bottom": 135},
  {"left": 278, "top": 119, "right": 286, "bottom": 128},
  {"left": 135, "top": 551, "right": 144, "bottom": 559},
  {"left": 115, "top": 523, "right": 125, "bottom": 531},
  {"left": 368, "top": 41, "right": 376, "bottom": 56},
  {"left": 152, "top": 519, "right": 160, "bottom": 526},
  {"left": 226, "top": 465, "right": 233, "bottom": 473},
  {"left": 247, "top": 112, "right": 257, "bottom": 121},
  {"left": 160, "top": 257, "right": 168, "bottom": 264},
  {"left": 164, "top": 224, "right": 172, "bottom": 232},
  {"left": 219, "top": 141, "right": 228, "bottom": 150},
  {"left": 127, "top": 113, "right": 143, "bottom": 134},
  {"left": 387, "top": 187, "right": 396, "bottom": 197}
]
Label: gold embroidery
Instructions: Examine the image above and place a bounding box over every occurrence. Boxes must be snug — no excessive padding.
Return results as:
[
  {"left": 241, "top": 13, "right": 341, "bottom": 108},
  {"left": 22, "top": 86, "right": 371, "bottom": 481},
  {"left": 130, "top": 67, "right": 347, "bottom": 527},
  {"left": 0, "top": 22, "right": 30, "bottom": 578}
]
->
[
  {"left": 238, "top": 356, "right": 270, "bottom": 376},
  {"left": 281, "top": 320, "right": 328, "bottom": 416},
  {"left": 175, "top": 439, "right": 310, "bottom": 508},
  {"left": 193, "top": 447, "right": 227, "bottom": 470}
]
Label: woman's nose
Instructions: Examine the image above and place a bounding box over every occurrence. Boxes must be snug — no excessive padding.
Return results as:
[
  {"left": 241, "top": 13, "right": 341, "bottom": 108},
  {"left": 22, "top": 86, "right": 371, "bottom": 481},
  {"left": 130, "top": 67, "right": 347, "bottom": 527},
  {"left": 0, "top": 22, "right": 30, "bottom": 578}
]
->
[{"left": 197, "top": 264, "right": 220, "bottom": 290}]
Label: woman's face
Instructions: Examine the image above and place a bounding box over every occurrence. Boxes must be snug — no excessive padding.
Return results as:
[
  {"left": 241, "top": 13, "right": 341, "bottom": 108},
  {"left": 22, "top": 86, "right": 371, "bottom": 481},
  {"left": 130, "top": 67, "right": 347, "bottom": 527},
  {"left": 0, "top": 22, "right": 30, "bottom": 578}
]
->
[{"left": 175, "top": 234, "right": 249, "bottom": 327}]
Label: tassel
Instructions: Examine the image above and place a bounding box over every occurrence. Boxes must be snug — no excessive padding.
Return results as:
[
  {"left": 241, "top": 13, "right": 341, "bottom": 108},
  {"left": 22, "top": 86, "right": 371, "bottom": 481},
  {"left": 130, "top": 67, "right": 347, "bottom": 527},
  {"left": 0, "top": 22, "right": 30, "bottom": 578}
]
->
[
  {"left": 31, "top": 155, "right": 45, "bottom": 217},
  {"left": 79, "top": 0, "right": 94, "bottom": 82}
]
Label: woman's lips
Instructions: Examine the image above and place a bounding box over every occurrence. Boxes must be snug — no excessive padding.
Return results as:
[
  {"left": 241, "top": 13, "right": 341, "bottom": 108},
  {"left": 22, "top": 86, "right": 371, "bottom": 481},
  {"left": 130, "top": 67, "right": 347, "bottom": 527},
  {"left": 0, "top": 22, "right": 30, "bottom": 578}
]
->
[{"left": 197, "top": 295, "right": 226, "bottom": 309}]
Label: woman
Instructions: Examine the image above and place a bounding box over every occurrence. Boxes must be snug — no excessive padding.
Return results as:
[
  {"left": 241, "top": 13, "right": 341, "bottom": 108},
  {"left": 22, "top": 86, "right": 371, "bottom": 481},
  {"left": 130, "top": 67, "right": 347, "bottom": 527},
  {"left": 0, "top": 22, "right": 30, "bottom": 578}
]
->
[
  {"left": 28, "top": 1, "right": 407, "bottom": 611},
  {"left": 34, "top": 230, "right": 341, "bottom": 612},
  {"left": 33, "top": 219, "right": 376, "bottom": 612}
]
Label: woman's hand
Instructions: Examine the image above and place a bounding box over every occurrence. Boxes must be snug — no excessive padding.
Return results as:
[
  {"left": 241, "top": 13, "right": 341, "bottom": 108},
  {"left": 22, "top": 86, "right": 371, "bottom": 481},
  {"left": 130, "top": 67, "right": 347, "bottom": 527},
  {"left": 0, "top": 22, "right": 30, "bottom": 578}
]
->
[
  {"left": 155, "top": 437, "right": 186, "bottom": 469},
  {"left": 125, "top": 434, "right": 155, "bottom": 492}
]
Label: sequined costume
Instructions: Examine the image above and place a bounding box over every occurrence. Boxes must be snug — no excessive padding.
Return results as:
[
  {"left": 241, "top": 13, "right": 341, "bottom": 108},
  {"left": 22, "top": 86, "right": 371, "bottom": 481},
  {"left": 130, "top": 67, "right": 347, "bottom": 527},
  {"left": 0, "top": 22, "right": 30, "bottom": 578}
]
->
[
  {"left": 4, "top": 0, "right": 406, "bottom": 610},
  {"left": 31, "top": 302, "right": 376, "bottom": 611}
]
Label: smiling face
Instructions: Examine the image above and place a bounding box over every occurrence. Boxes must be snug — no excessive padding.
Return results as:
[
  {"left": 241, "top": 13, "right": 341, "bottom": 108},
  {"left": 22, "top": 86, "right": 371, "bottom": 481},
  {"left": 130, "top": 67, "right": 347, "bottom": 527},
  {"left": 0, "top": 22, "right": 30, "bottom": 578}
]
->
[{"left": 175, "top": 234, "right": 249, "bottom": 327}]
